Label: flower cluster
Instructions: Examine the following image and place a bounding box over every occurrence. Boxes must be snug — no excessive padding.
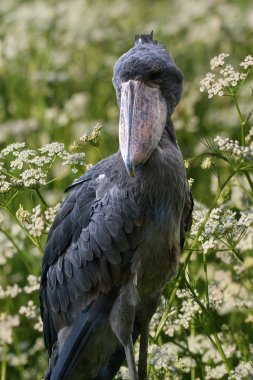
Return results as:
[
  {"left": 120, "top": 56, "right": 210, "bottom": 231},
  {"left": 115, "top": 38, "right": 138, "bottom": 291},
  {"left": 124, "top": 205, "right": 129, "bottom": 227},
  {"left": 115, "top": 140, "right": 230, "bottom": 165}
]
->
[
  {"left": 149, "top": 343, "right": 176, "bottom": 370},
  {"left": 229, "top": 361, "right": 253, "bottom": 379},
  {"left": 239, "top": 55, "right": 253, "bottom": 70},
  {"left": 210, "top": 53, "right": 229, "bottom": 70},
  {"left": 0, "top": 284, "right": 21, "bottom": 299},
  {"left": 201, "top": 156, "right": 212, "bottom": 169},
  {"left": 200, "top": 53, "right": 250, "bottom": 98},
  {"left": 19, "top": 300, "right": 37, "bottom": 319},
  {"left": 214, "top": 136, "right": 253, "bottom": 163},
  {"left": 28, "top": 205, "right": 44, "bottom": 237},
  {"left": 44, "top": 203, "right": 60, "bottom": 224},
  {"left": 0, "top": 313, "right": 20, "bottom": 345},
  {"left": 0, "top": 275, "right": 40, "bottom": 301},
  {"left": 16, "top": 203, "right": 61, "bottom": 238},
  {"left": 73, "top": 123, "right": 102, "bottom": 149},
  {"left": 0, "top": 141, "right": 86, "bottom": 193},
  {"left": 23, "top": 275, "right": 40, "bottom": 294},
  {"left": 205, "top": 364, "right": 227, "bottom": 379},
  {"left": 174, "top": 289, "right": 201, "bottom": 329},
  {"left": 191, "top": 204, "right": 253, "bottom": 254},
  {"left": 21, "top": 168, "right": 47, "bottom": 187},
  {"left": 208, "top": 283, "right": 223, "bottom": 309}
]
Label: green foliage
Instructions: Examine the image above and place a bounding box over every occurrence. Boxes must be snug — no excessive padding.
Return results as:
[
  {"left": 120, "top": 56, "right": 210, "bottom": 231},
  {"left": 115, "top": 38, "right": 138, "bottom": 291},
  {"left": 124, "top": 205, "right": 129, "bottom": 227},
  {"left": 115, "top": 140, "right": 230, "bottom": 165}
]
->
[{"left": 0, "top": 0, "right": 253, "bottom": 379}]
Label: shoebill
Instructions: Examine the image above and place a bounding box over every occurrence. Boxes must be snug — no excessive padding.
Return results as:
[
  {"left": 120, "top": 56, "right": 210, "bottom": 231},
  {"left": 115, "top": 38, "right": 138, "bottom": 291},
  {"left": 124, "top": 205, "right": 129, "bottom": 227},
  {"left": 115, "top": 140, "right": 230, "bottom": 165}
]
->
[{"left": 40, "top": 32, "right": 193, "bottom": 380}]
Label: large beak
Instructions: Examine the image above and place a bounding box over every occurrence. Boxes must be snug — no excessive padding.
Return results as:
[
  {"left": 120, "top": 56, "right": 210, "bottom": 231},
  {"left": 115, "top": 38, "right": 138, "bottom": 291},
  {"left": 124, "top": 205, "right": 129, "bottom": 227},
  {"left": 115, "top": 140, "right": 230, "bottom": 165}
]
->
[{"left": 119, "top": 80, "right": 167, "bottom": 176}]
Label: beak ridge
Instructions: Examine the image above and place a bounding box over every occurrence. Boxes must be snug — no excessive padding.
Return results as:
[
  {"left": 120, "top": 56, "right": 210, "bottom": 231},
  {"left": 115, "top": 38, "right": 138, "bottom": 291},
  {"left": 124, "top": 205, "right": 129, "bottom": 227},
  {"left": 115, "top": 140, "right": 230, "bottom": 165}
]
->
[{"left": 119, "top": 80, "right": 167, "bottom": 176}]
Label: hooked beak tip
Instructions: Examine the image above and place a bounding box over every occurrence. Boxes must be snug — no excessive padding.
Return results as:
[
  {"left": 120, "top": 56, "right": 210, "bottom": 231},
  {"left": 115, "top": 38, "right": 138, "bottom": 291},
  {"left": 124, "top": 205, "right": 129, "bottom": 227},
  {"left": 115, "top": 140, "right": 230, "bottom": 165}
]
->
[{"left": 125, "top": 159, "right": 136, "bottom": 177}]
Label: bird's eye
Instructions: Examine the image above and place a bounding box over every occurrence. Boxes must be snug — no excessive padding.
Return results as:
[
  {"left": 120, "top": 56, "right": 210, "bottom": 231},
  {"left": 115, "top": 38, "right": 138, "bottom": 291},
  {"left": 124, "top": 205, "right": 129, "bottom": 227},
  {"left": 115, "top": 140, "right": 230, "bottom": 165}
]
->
[{"left": 148, "top": 72, "right": 160, "bottom": 82}]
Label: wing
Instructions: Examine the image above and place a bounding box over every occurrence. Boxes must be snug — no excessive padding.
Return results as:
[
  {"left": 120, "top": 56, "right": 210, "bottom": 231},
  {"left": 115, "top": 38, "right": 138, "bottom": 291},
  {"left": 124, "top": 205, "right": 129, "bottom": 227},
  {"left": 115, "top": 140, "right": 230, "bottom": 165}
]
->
[{"left": 40, "top": 164, "right": 144, "bottom": 356}]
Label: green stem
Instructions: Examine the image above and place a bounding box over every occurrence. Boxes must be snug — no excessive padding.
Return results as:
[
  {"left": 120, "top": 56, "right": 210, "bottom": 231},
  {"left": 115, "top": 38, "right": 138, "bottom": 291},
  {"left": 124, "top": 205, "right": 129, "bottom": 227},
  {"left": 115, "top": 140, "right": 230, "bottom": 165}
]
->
[
  {"left": 155, "top": 277, "right": 180, "bottom": 338},
  {"left": 213, "top": 329, "right": 231, "bottom": 374},
  {"left": 185, "top": 280, "right": 231, "bottom": 374},
  {"left": 13, "top": 332, "right": 25, "bottom": 380},
  {"left": 46, "top": 168, "right": 70, "bottom": 185},
  {"left": 244, "top": 171, "right": 253, "bottom": 194},
  {"left": 190, "top": 321, "right": 196, "bottom": 380},
  {"left": 5, "top": 207, "right": 40, "bottom": 250},
  {"left": 236, "top": 178, "right": 253, "bottom": 202},
  {"left": 155, "top": 171, "right": 235, "bottom": 338},
  {"left": 150, "top": 365, "right": 159, "bottom": 380},
  {"left": 95, "top": 147, "right": 103, "bottom": 160},
  {"left": 0, "top": 226, "right": 32, "bottom": 271},
  {"left": 0, "top": 227, "right": 22, "bottom": 256},
  {"left": 1, "top": 344, "right": 7, "bottom": 380},
  {"left": 147, "top": 359, "right": 151, "bottom": 380},
  {"left": 202, "top": 250, "right": 210, "bottom": 308},
  {"left": 35, "top": 237, "right": 44, "bottom": 256},
  {"left": 231, "top": 93, "right": 246, "bottom": 146},
  {"left": 35, "top": 188, "right": 48, "bottom": 208},
  {"left": 5, "top": 190, "right": 19, "bottom": 207},
  {"left": 231, "top": 247, "right": 243, "bottom": 262},
  {"left": 1, "top": 170, "right": 19, "bottom": 180}
]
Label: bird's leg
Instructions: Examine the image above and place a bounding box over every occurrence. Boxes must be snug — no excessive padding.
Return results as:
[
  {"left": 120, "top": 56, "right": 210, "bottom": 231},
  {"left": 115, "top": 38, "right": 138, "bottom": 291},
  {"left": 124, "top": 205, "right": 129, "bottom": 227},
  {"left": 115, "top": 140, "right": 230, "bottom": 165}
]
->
[
  {"left": 110, "top": 279, "right": 138, "bottom": 380},
  {"left": 138, "top": 321, "right": 149, "bottom": 380},
  {"left": 124, "top": 337, "right": 138, "bottom": 380}
]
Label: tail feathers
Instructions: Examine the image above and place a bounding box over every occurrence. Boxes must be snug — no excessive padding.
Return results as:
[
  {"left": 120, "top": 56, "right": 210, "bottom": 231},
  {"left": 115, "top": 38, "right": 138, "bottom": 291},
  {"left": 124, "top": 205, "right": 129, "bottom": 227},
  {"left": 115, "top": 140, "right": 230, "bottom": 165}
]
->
[
  {"left": 95, "top": 319, "right": 140, "bottom": 380},
  {"left": 49, "top": 293, "right": 115, "bottom": 380}
]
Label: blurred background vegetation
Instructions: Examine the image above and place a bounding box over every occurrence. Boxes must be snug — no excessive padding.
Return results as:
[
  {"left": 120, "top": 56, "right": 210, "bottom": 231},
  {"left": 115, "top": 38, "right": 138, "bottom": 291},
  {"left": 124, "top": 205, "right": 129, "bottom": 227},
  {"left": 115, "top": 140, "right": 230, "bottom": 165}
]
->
[{"left": 0, "top": 0, "right": 252, "bottom": 379}]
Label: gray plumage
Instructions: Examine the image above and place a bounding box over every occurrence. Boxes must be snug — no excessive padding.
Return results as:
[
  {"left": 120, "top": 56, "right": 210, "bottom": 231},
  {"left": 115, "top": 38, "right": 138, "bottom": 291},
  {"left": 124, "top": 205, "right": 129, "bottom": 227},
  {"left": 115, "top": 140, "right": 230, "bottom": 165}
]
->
[{"left": 40, "top": 32, "right": 193, "bottom": 380}]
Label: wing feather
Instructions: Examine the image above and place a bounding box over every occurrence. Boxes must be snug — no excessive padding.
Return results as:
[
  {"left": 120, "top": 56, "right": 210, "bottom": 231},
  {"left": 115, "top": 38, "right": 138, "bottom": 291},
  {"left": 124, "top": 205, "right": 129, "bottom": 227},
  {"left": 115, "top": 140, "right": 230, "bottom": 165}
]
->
[{"left": 40, "top": 166, "right": 144, "bottom": 356}]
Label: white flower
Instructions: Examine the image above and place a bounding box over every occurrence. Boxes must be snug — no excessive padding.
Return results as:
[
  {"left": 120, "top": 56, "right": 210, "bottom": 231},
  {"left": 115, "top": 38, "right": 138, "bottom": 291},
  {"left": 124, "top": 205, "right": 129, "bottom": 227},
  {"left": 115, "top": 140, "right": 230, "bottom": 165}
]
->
[
  {"left": 201, "top": 157, "right": 212, "bottom": 169},
  {"left": 1, "top": 142, "right": 25, "bottom": 156},
  {"left": 27, "top": 206, "right": 45, "bottom": 237},
  {"left": 184, "top": 160, "right": 190, "bottom": 169},
  {"left": 28, "top": 155, "right": 52, "bottom": 167},
  {"left": 21, "top": 168, "right": 46, "bottom": 187},
  {"left": 64, "top": 92, "right": 87, "bottom": 119},
  {"left": 10, "top": 149, "right": 36, "bottom": 170},
  {"left": 0, "top": 313, "right": 20, "bottom": 345},
  {"left": 214, "top": 136, "right": 253, "bottom": 162},
  {"left": 34, "top": 316, "right": 43, "bottom": 332},
  {"left": 44, "top": 203, "right": 60, "bottom": 224},
  {"left": 229, "top": 361, "right": 253, "bottom": 379},
  {"left": 202, "top": 237, "right": 216, "bottom": 253},
  {"left": 200, "top": 54, "right": 249, "bottom": 98},
  {"left": 7, "top": 352, "right": 28, "bottom": 366},
  {"left": 44, "top": 107, "right": 59, "bottom": 122},
  {"left": 240, "top": 55, "right": 253, "bottom": 69},
  {"left": 174, "top": 290, "right": 201, "bottom": 330},
  {"left": 208, "top": 283, "right": 224, "bottom": 309},
  {"left": 206, "top": 364, "right": 227, "bottom": 379},
  {"left": 200, "top": 72, "right": 215, "bottom": 92},
  {"left": 57, "top": 113, "right": 69, "bottom": 126},
  {"left": 39, "top": 142, "right": 64, "bottom": 156},
  {"left": 179, "top": 356, "right": 196, "bottom": 373},
  {"left": 149, "top": 343, "right": 176, "bottom": 369},
  {"left": 210, "top": 53, "right": 229, "bottom": 70},
  {"left": 0, "top": 284, "right": 22, "bottom": 299},
  {"left": 16, "top": 204, "right": 30, "bottom": 222},
  {"left": 19, "top": 300, "right": 37, "bottom": 319},
  {"left": 188, "top": 178, "right": 194, "bottom": 187},
  {"left": 23, "top": 275, "right": 40, "bottom": 293},
  {"left": 0, "top": 180, "right": 11, "bottom": 193},
  {"left": 61, "top": 152, "right": 86, "bottom": 166}
]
